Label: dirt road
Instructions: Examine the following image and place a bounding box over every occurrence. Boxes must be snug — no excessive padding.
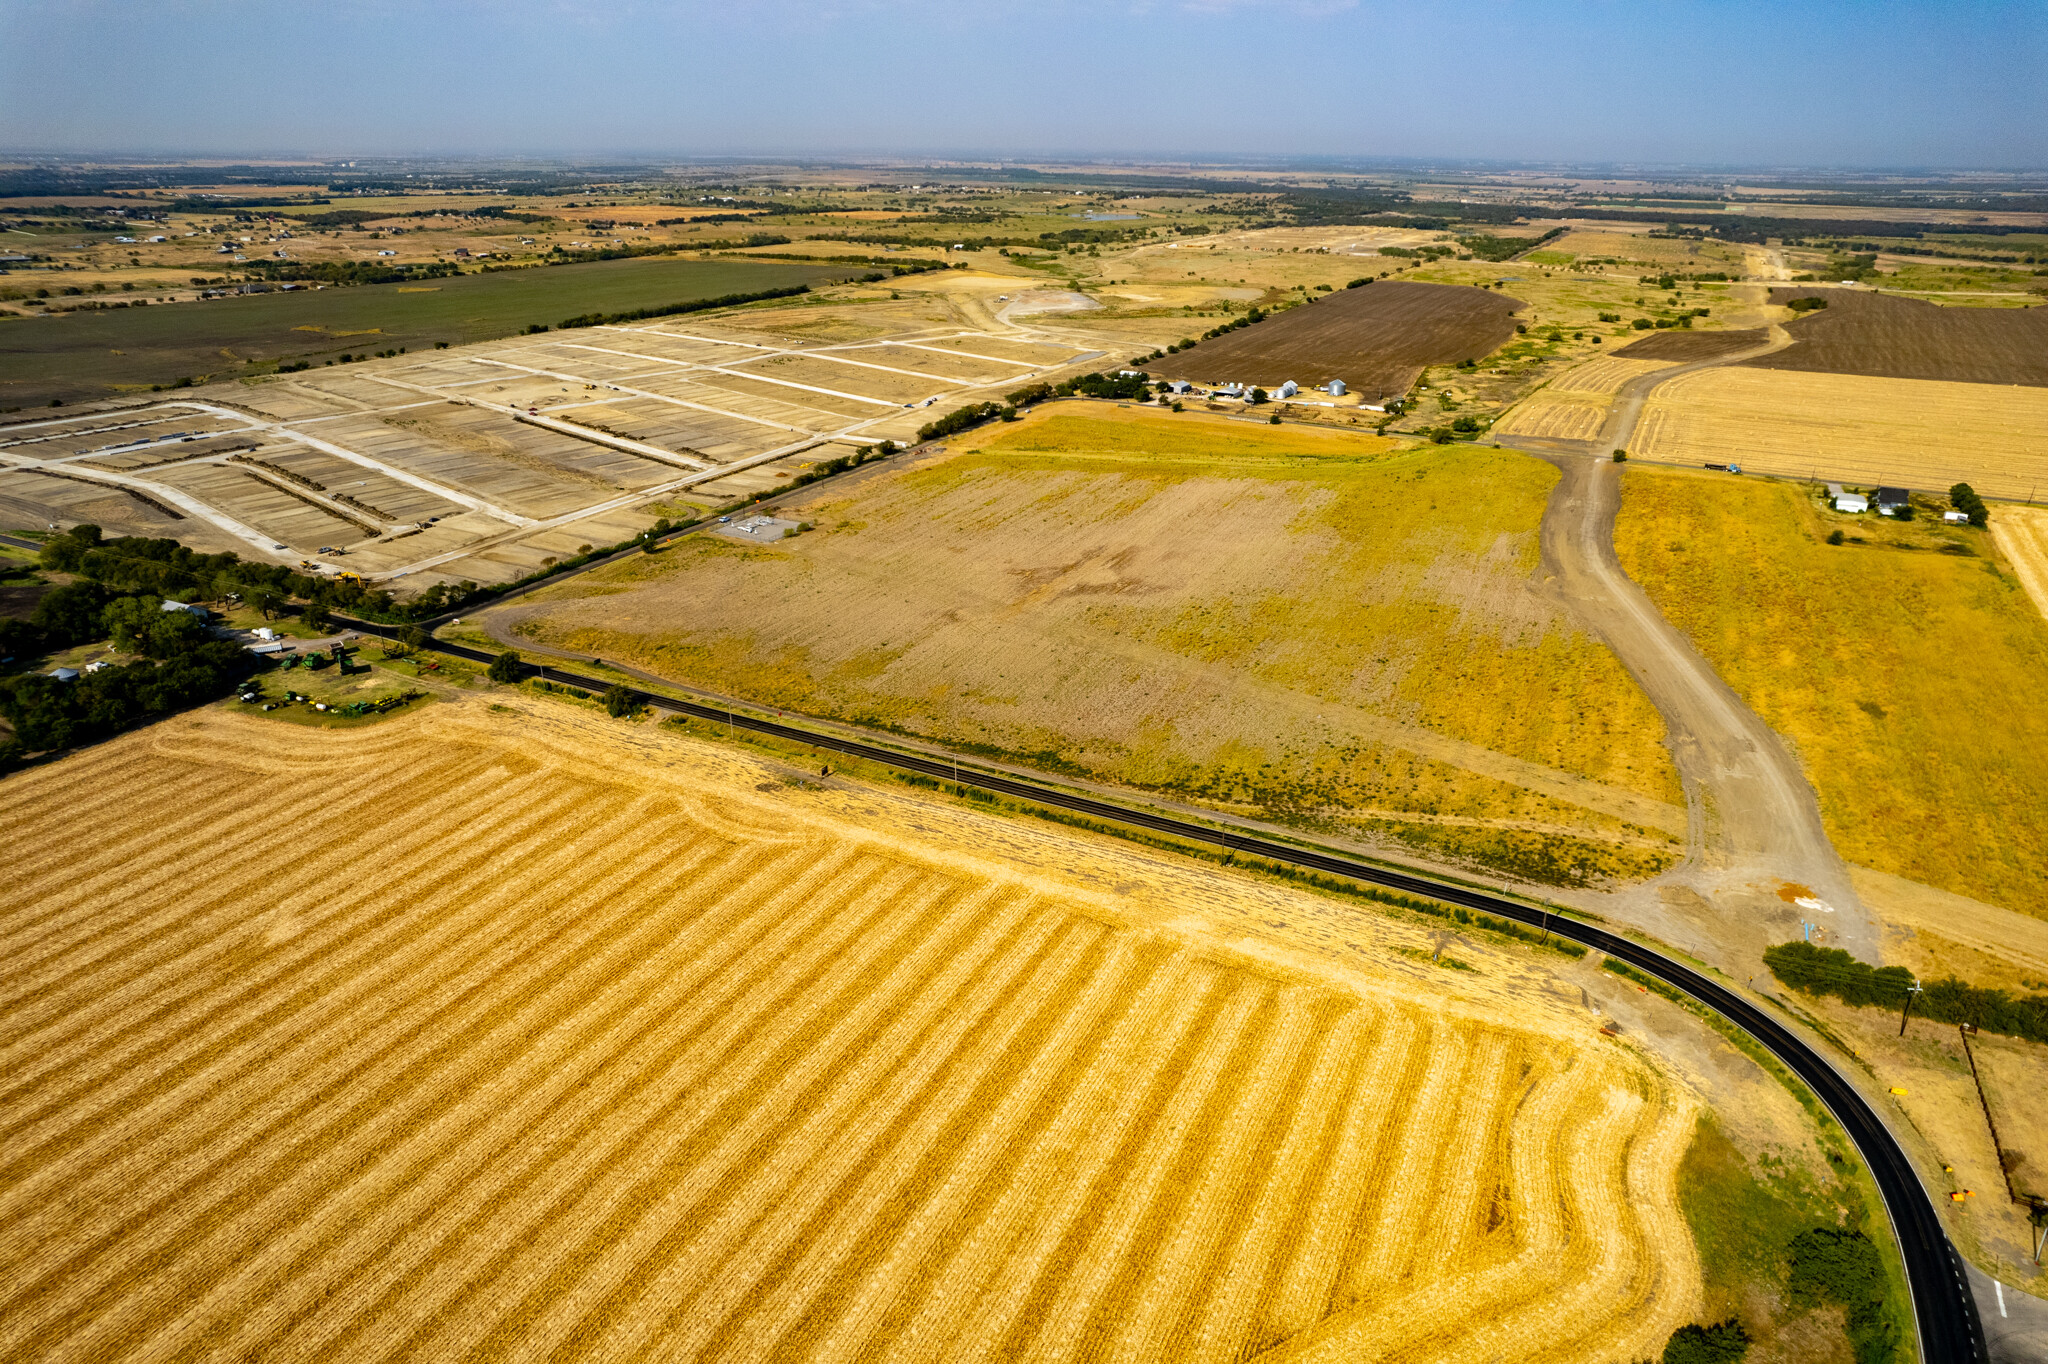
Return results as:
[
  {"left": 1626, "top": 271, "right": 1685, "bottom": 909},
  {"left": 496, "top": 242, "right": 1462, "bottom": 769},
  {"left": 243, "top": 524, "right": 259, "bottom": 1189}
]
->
[{"left": 1504, "top": 314, "right": 1881, "bottom": 957}]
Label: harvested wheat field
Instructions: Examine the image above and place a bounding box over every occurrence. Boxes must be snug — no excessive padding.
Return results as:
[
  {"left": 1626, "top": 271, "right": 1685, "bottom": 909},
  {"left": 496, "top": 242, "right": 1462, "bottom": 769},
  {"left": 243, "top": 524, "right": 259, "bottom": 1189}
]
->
[
  {"left": 1493, "top": 358, "right": 1679, "bottom": 443},
  {"left": 1989, "top": 504, "right": 2048, "bottom": 624},
  {"left": 0, "top": 698, "right": 1704, "bottom": 1364},
  {"left": 496, "top": 406, "right": 1687, "bottom": 887},
  {"left": 1632, "top": 366, "right": 2048, "bottom": 500},
  {"left": 1152, "top": 282, "right": 1522, "bottom": 400}
]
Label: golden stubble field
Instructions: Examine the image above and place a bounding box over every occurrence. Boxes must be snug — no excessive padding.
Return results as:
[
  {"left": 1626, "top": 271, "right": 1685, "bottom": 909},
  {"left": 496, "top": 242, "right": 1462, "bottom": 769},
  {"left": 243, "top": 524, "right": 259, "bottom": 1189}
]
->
[
  {"left": 0, "top": 697, "right": 1704, "bottom": 1363},
  {"left": 496, "top": 406, "right": 1688, "bottom": 887},
  {"left": 1492, "top": 357, "right": 1679, "bottom": 442},
  {"left": 1632, "top": 367, "right": 2048, "bottom": 499}
]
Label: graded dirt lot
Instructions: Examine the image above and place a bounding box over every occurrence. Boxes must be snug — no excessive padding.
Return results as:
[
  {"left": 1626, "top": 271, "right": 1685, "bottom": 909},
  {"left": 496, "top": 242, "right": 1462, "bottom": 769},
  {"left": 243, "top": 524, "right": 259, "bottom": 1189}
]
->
[
  {"left": 1152, "top": 282, "right": 1522, "bottom": 401},
  {"left": 1741, "top": 287, "right": 2048, "bottom": 386},
  {"left": 1613, "top": 465, "right": 2048, "bottom": 919},
  {"left": 1612, "top": 329, "right": 1769, "bottom": 362},
  {"left": 1630, "top": 367, "right": 2048, "bottom": 500},
  {"left": 0, "top": 698, "right": 1706, "bottom": 1364},
  {"left": 496, "top": 406, "right": 1688, "bottom": 886}
]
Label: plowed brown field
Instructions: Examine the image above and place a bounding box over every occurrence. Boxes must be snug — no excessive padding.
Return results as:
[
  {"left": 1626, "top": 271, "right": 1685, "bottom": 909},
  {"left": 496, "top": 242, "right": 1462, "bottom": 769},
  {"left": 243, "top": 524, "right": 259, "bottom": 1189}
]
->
[
  {"left": 1612, "top": 330, "right": 1768, "bottom": 362},
  {"left": 0, "top": 699, "right": 1702, "bottom": 1363},
  {"left": 1153, "top": 282, "right": 1522, "bottom": 401},
  {"left": 1742, "top": 288, "right": 2048, "bottom": 386}
]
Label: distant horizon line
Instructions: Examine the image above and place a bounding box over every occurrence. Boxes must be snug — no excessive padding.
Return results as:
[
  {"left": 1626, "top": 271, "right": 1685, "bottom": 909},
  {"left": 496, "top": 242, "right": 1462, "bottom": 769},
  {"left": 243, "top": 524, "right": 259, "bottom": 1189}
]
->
[{"left": 4, "top": 150, "right": 2047, "bottom": 179}]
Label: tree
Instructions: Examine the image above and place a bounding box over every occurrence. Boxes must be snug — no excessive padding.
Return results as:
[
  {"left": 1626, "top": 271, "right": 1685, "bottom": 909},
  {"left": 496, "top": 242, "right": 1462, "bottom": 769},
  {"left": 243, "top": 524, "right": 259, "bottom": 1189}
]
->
[
  {"left": 1248, "top": 387, "right": 1269, "bottom": 405},
  {"left": 603, "top": 682, "right": 637, "bottom": 718},
  {"left": 1828, "top": 529, "right": 1846, "bottom": 545},
  {"left": 1613, "top": 449, "right": 1628, "bottom": 463},
  {"left": 302, "top": 599, "right": 330, "bottom": 632},
  {"left": 487, "top": 649, "right": 522, "bottom": 683}
]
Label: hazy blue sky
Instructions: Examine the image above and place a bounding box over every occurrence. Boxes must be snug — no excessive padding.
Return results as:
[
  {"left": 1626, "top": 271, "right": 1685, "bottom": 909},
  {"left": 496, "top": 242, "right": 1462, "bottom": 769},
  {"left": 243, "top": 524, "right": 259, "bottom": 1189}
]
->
[{"left": 3, "top": 0, "right": 2043, "bottom": 168}]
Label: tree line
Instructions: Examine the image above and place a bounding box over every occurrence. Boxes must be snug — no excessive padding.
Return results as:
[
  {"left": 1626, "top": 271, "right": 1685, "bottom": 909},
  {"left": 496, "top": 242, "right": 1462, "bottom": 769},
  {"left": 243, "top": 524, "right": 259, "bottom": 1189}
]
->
[{"left": 1764, "top": 939, "right": 2046, "bottom": 1044}]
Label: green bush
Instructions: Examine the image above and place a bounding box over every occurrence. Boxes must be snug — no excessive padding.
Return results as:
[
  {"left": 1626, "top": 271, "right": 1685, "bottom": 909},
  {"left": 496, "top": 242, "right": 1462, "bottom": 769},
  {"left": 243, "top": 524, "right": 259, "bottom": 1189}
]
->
[
  {"left": 487, "top": 649, "right": 522, "bottom": 684},
  {"left": 1662, "top": 1319, "right": 1750, "bottom": 1363},
  {"left": 602, "top": 682, "right": 637, "bottom": 718},
  {"left": 1787, "top": 1228, "right": 1899, "bottom": 1364},
  {"left": 1765, "top": 940, "right": 2048, "bottom": 1043}
]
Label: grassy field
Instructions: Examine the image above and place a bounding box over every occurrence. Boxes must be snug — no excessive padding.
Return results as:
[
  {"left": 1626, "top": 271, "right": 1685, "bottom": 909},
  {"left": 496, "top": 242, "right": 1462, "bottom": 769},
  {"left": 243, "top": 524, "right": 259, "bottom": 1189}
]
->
[
  {"left": 1613, "top": 466, "right": 2048, "bottom": 917},
  {"left": 0, "top": 257, "right": 854, "bottom": 407},
  {"left": 1632, "top": 367, "right": 2048, "bottom": 500},
  {"left": 500, "top": 406, "right": 1686, "bottom": 886},
  {"left": 0, "top": 697, "right": 1705, "bottom": 1364}
]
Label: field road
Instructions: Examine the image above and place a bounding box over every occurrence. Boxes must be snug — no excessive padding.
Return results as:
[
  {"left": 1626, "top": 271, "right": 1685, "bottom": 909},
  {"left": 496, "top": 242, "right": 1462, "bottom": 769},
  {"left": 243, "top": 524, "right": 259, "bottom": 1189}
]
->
[
  {"left": 333, "top": 614, "right": 1988, "bottom": 1364},
  {"left": 1500, "top": 322, "right": 1882, "bottom": 960}
]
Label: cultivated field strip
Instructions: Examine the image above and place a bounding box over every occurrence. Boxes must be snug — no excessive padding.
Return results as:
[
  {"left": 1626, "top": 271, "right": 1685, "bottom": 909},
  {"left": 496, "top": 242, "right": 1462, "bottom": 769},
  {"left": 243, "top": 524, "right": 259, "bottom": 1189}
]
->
[{"left": 0, "top": 713, "right": 1698, "bottom": 1362}]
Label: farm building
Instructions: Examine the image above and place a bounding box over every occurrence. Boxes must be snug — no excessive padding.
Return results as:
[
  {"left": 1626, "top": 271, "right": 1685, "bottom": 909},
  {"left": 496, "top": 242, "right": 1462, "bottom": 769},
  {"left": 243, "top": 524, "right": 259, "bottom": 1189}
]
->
[
  {"left": 1827, "top": 483, "right": 1868, "bottom": 513},
  {"left": 1875, "top": 486, "right": 1911, "bottom": 515},
  {"left": 160, "top": 600, "right": 210, "bottom": 620},
  {"left": 1324, "top": 379, "right": 1347, "bottom": 396},
  {"left": 48, "top": 667, "right": 79, "bottom": 682},
  {"left": 1276, "top": 380, "right": 1300, "bottom": 399},
  {"left": 1944, "top": 510, "right": 1971, "bottom": 524}
]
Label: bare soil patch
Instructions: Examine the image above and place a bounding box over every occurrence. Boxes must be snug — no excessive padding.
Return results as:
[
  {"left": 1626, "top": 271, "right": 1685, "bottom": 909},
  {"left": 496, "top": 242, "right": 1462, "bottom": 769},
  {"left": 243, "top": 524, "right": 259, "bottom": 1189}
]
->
[
  {"left": 1614, "top": 329, "right": 1768, "bottom": 362},
  {"left": 1742, "top": 288, "right": 2048, "bottom": 387},
  {"left": 1152, "top": 281, "right": 1522, "bottom": 400}
]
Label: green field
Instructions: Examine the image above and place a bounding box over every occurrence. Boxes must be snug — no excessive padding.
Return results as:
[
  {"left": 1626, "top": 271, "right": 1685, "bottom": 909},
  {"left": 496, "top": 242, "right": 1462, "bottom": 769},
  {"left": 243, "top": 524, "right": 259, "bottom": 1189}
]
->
[
  {"left": 1614, "top": 467, "right": 2048, "bottom": 918},
  {"left": 0, "top": 256, "right": 855, "bottom": 407}
]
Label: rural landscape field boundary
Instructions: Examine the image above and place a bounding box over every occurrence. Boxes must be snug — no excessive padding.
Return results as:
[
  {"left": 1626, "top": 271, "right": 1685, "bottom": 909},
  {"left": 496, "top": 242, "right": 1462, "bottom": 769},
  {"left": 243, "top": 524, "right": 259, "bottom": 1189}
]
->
[{"left": 338, "top": 612, "right": 1986, "bottom": 1363}]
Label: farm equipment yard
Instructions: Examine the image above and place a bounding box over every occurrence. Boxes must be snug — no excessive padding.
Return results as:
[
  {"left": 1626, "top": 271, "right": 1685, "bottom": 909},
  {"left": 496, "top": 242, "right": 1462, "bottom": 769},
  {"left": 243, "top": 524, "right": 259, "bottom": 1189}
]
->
[{"left": 0, "top": 319, "right": 1102, "bottom": 589}]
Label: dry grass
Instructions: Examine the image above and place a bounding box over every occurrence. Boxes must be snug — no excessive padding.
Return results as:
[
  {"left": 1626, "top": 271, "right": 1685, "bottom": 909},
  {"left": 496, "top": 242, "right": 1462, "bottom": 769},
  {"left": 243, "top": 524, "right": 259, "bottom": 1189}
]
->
[
  {"left": 502, "top": 406, "right": 1686, "bottom": 887},
  {"left": 1632, "top": 367, "right": 2048, "bottom": 500},
  {"left": 0, "top": 699, "right": 1704, "bottom": 1363},
  {"left": 1614, "top": 466, "right": 2048, "bottom": 918}
]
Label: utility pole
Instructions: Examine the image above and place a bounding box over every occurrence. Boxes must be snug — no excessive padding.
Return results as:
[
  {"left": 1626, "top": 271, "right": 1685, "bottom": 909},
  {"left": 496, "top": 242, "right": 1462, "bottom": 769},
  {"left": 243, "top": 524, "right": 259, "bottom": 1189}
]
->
[{"left": 1899, "top": 978, "right": 1924, "bottom": 1035}]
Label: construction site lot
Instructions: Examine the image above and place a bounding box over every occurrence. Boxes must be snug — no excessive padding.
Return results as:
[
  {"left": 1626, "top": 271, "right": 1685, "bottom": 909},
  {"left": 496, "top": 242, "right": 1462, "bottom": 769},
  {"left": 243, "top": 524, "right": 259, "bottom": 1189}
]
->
[
  {"left": 486, "top": 404, "right": 1690, "bottom": 890},
  {"left": 1612, "top": 464, "right": 2048, "bottom": 920},
  {"left": 1630, "top": 365, "right": 2048, "bottom": 501},
  {"left": 0, "top": 690, "right": 1900, "bottom": 1364},
  {"left": 0, "top": 309, "right": 1104, "bottom": 589}
]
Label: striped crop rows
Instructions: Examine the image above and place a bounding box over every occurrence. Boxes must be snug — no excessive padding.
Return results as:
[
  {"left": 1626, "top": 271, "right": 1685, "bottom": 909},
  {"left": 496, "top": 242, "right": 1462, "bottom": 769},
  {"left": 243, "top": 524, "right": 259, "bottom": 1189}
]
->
[{"left": 0, "top": 715, "right": 1697, "bottom": 1362}]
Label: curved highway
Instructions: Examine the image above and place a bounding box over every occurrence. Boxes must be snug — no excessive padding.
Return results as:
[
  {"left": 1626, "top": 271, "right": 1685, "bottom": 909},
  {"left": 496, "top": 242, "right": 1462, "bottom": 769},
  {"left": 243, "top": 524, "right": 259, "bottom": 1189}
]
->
[{"left": 344, "top": 620, "right": 1985, "bottom": 1362}]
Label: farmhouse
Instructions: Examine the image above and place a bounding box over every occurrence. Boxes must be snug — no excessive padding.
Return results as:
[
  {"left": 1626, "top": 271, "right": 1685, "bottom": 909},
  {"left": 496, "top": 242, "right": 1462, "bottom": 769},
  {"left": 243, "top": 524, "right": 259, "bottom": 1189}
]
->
[{"left": 1875, "top": 486, "right": 1911, "bottom": 515}]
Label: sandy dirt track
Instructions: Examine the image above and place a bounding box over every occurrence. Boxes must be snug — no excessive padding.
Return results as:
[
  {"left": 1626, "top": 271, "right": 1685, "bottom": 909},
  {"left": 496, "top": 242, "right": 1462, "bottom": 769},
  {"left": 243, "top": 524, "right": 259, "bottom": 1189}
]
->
[{"left": 0, "top": 699, "right": 1701, "bottom": 1363}]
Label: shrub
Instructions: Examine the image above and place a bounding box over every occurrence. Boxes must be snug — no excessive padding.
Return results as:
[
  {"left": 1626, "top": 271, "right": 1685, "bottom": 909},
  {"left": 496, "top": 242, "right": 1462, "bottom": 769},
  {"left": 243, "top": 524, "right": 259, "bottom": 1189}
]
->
[
  {"left": 1662, "top": 1319, "right": 1750, "bottom": 1364},
  {"left": 1828, "top": 529, "right": 1846, "bottom": 545},
  {"left": 602, "top": 682, "right": 638, "bottom": 718},
  {"left": 1787, "top": 296, "right": 1829, "bottom": 313},
  {"left": 487, "top": 649, "right": 522, "bottom": 683},
  {"left": 1786, "top": 1228, "right": 1898, "bottom": 1364},
  {"left": 1613, "top": 449, "right": 1628, "bottom": 463}
]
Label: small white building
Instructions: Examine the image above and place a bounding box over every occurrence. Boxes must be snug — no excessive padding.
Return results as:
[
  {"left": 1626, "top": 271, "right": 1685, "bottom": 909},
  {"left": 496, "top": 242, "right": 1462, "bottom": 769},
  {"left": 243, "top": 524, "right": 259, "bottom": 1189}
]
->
[
  {"left": 1826, "top": 484, "right": 1868, "bottom": 513},
  {"left": 1943, "top": 510, "right": 1971, "bottom": 524}
]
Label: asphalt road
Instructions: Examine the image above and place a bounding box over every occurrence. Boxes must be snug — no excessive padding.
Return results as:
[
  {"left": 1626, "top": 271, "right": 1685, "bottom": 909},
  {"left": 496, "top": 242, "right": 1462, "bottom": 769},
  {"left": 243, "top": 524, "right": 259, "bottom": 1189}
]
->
[
  {"left": 346, "top": 620, "right": 1985, "bottom": 1363},
  {"left": 0, "top": 533, "right": 43, "bottom": 552}
]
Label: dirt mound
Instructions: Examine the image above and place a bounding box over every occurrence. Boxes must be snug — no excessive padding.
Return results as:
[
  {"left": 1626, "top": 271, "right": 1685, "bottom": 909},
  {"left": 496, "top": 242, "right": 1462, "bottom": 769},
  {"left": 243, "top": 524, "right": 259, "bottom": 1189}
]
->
[
  {"left": 1741, "top": 288, "right": 2048, "bottom": 387},
  {"left": 1614, "top": 329, "right": 1768, "bottom": 362},
  {"left": 1153, "top": 281, "right": 1521, "bottom": 402}
]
